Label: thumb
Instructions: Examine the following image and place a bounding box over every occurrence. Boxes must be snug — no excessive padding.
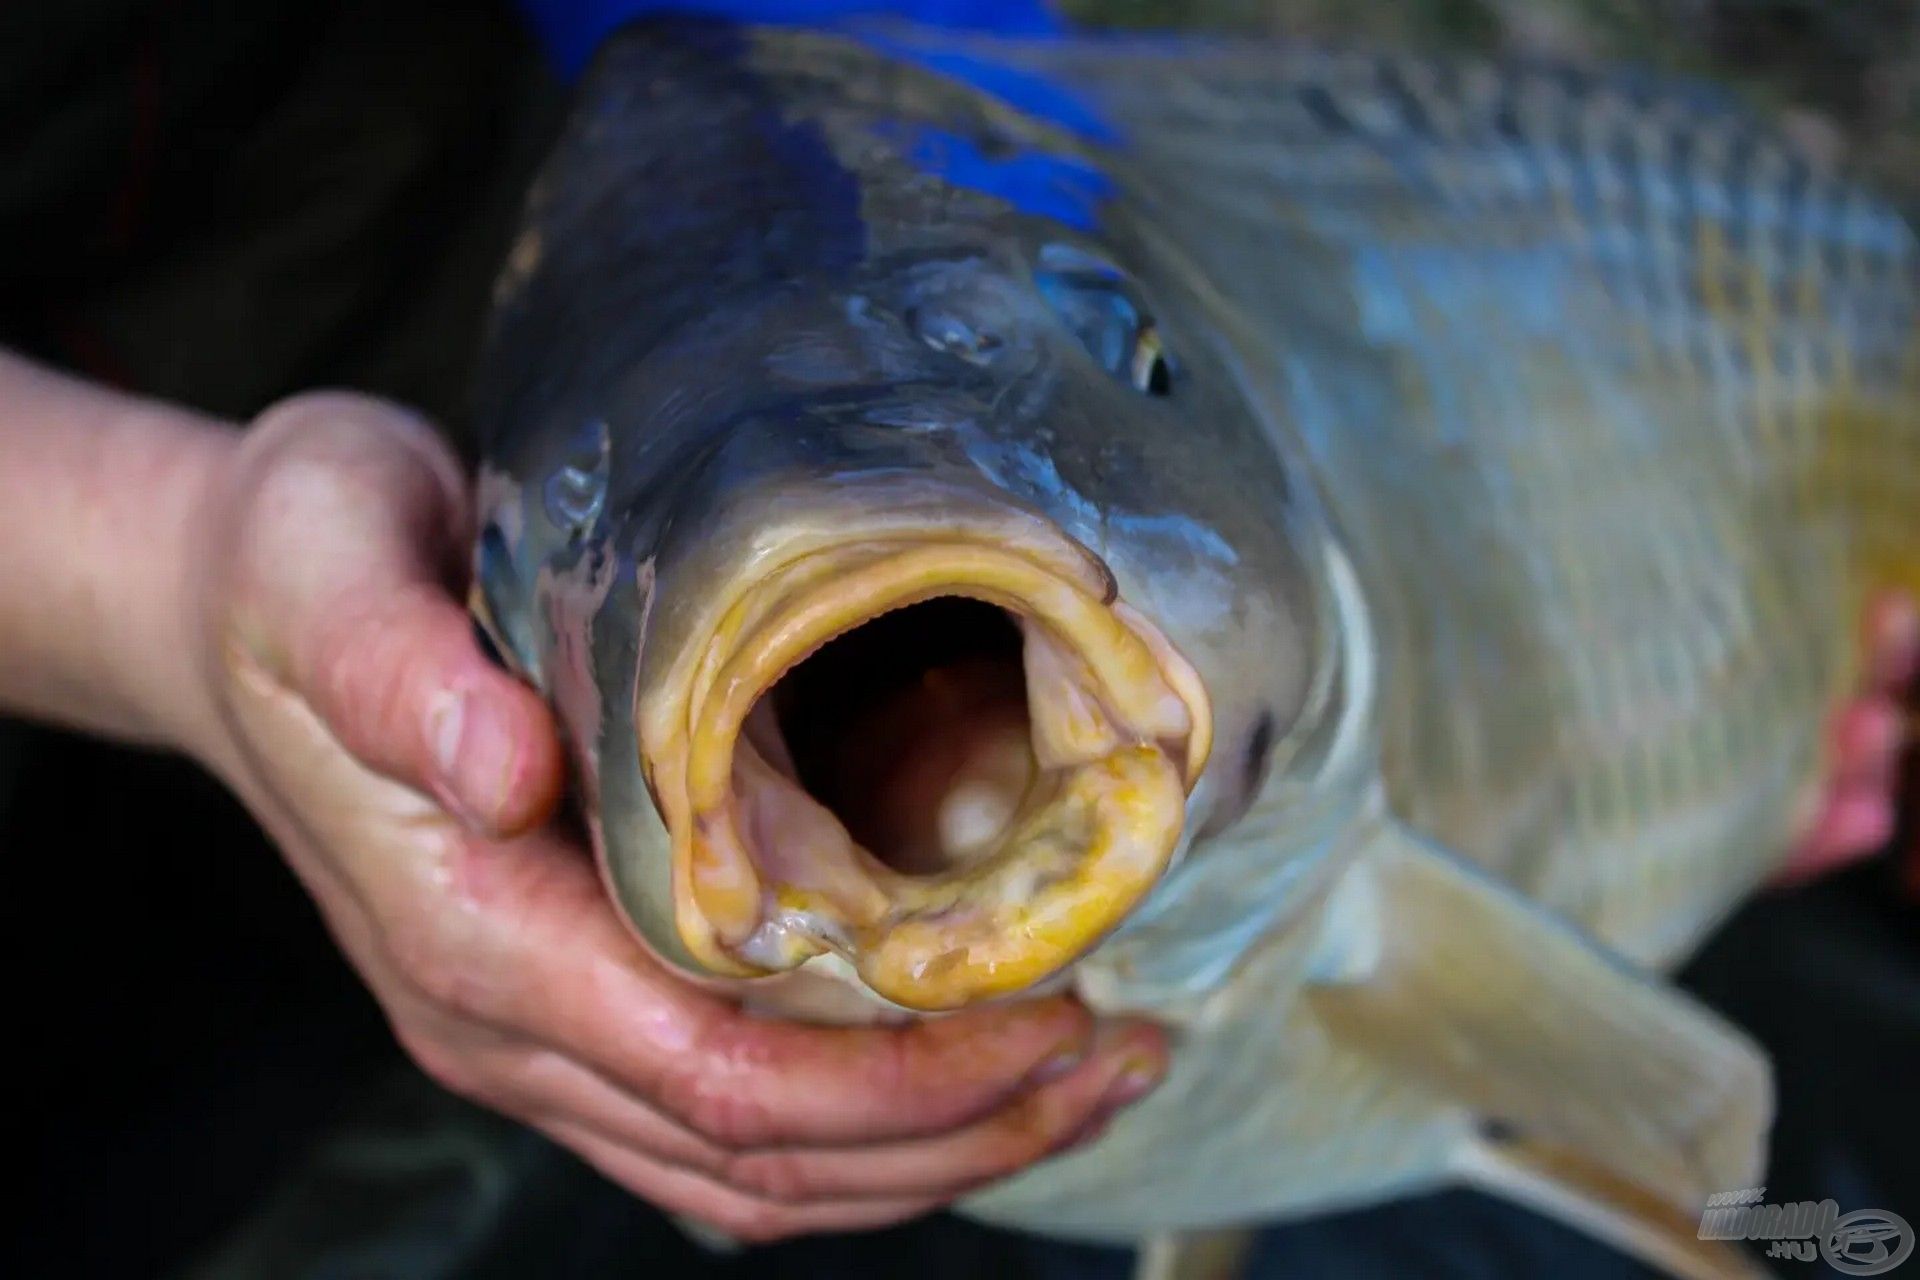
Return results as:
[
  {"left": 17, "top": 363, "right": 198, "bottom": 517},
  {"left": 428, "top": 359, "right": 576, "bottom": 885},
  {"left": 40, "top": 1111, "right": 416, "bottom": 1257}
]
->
[{"left": 216, "top": 392, "right": 564, "bottom": 836}]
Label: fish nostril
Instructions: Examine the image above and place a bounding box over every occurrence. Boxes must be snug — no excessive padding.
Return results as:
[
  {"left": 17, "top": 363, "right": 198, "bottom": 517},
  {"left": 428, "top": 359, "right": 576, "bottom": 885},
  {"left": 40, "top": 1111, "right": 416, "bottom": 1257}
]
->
[
  {"left": 907, "top": 306, "right": 1004, "bottom": 365},
  {"left": 543, "top": 418, "right": 610, "bottom": 538}
]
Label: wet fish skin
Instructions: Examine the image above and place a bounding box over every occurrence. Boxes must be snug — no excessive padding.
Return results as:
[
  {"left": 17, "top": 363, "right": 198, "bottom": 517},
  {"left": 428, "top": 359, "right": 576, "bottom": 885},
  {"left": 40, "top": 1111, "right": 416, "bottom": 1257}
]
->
[
  {"left": 470, "top": 22, "right": 1324, "bottom": 986},
  {"left": 468, "top": 20, "right": 1919, "bottom": 1273},
  {"left": 961, "top": 33, "right": 1920, "bottom": 965}
]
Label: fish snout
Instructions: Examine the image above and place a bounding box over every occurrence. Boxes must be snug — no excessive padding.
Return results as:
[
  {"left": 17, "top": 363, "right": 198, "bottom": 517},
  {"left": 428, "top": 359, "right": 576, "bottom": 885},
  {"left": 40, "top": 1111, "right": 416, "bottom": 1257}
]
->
[{"left": 633, "top": 492, "right": 1213, "bottom": 1010}]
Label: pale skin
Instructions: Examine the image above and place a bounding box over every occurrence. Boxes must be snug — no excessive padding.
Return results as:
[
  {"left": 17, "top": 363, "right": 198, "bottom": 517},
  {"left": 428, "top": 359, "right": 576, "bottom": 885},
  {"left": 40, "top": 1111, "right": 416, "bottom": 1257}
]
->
[
  {"left": 0, "top": 348, "right": 1907, "bottom": 1241},
  {"left": 0, "top": 349, "right": 1165, "bottom": 1242}
]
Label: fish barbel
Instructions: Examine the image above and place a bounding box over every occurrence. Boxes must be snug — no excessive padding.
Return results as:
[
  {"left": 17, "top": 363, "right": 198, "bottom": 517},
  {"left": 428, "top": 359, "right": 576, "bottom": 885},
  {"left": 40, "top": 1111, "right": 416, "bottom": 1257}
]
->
[{"left": 470, "top": 20, "right": 1920, "bottom": 1276}]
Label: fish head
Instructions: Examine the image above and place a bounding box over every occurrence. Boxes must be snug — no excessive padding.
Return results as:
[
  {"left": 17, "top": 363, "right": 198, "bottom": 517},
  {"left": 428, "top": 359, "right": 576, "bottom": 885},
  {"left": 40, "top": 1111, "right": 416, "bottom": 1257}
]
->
[{"left": 484, "top": 209, "right": 1329, "bottom": 1012}]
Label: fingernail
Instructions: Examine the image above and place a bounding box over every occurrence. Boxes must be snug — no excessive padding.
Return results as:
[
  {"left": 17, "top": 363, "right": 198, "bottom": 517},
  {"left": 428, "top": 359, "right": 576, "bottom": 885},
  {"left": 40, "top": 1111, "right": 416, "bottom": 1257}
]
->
[
  {"left": 1060, "top": 1055, "right": 1164, "bottom": 1153},
  {"left": 428, "top": 689, "right": 515, "bottom": 828},
  {"left": 429, "top": 690, "right": 465, "bottom": 778},
  {"left": 1103, "top": 1052, "right": 1164, "bottom": 1109},
  {"left": 1869, "top": 596, "right": 1920, "bottom": 685},
  {"left": 1027, "top": 1041, "right": 1089, "bottom": 1087},
  {"left": 1880, "top": 595, "right": 1920, "bottom": 647},
  {"left": 1837, "top": 703, "right": 1902, "bottom": 764}
]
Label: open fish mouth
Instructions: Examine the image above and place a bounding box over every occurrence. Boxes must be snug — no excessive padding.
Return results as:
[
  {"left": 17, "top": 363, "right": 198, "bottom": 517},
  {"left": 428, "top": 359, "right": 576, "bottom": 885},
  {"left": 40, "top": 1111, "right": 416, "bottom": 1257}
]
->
[{"left": 638, "top": 532, "right": 1213, "bottom": 1010}]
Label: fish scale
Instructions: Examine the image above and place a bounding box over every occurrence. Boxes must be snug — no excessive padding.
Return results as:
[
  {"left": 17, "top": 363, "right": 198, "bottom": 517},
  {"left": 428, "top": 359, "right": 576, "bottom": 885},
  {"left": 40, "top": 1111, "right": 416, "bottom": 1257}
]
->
[
  {"left": 476, "top": 24, "right": 1919, "bottom": 1277},
  {"left": 973, "top": 37, "right": 1920, "bottom": 965}
]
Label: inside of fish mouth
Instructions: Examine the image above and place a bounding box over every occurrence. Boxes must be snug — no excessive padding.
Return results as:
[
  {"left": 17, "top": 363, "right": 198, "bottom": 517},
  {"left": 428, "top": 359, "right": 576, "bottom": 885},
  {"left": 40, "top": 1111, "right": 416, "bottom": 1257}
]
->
[
  {"left": 756, "top": 597, "right": 1034, "bottom": 878},
  {"left": 663, "top": 536, "right": 1205, "bottom": 1006}
]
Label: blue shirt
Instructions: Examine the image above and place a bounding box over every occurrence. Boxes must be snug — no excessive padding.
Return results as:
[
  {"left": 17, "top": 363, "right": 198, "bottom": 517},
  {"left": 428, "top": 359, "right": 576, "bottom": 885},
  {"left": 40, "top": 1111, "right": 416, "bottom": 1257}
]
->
[{"left": 515, "top": 0, "right": 1066, "bottom": 79}]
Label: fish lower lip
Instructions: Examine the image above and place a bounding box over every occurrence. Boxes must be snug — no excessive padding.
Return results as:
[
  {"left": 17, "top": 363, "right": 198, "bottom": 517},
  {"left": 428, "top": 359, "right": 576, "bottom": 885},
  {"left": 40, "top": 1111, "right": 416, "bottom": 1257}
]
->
[{"left": 639, "top": 536, "right": 1213, "bottom": 1010}]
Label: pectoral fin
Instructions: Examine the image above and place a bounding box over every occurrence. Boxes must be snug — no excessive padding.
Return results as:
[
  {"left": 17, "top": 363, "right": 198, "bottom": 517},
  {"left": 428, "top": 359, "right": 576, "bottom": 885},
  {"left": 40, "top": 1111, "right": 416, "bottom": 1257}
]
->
[
  {"left": 1452, "top": 1139, "right": 1773, "bottom": 1280},
  {"left": 1307, "top": 818, "right": 1772, "bottom": 1214}
]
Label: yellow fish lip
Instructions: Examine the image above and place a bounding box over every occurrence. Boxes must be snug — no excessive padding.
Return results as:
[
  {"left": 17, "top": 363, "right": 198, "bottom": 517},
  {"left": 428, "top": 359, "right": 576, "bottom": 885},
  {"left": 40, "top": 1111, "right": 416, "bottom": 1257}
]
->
[{"left": 637, "top": 533, "right": 1213, "bottom": 1011}]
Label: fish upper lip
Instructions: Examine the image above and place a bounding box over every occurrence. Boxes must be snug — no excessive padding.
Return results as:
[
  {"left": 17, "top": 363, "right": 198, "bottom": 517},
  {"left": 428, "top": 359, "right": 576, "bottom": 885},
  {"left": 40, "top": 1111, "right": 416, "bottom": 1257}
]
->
[{"left": 635, "top": 525, "right": 1214, "bottom": 1010}]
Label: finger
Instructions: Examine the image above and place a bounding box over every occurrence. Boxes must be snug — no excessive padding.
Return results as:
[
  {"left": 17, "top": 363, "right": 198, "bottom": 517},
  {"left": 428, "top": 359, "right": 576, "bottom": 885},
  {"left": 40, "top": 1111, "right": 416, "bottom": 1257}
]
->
[
  {"left": 1779, "top": 787, "right": 1895, "bottom": 886},
  {"left": 1776, "top": 691, "right": 1906, "bottom": 888},
  {"left": 1828, "top": 699, "right": 1903, "bottom": 789},
  {"left": 221, "top": 393, "right": 563, "bottom": 835},
  {"left": 425, "top": 822, "right": 1103, "bottom": 1149},
  {"left": 1864, "top": 592, "right": 1920, "bottom": 692},
  {"left": 510, "top": 1023, "right": 1165, "bottom": 1204},
  {"left": 559, "top": 952, "right": 1101, "bottom": 1149},
  {"left": 699, "top": 1022, "right": 1167, "bottom": 1202},
  {"left": 540, "top": 1120, "right": 942, "bottom": 1244},
  {"left": 566, "top": 964, "right": 1103, "bottom": 1149}
]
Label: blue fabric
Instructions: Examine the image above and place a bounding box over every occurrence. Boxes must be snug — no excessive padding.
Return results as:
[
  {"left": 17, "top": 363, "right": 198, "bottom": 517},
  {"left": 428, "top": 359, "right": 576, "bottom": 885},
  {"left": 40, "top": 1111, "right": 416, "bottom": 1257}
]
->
[
  {"left": 514, "top": 0, "right": 1067, "bottom": 78},
  {"left": 857, "top": 36, "right": 1114, "bottom": 141},
  {"left": 509, "top": 0, "right": 1116, "bottom": 228},
  {"left": 870, "top": 121, "right": 1113, "bottom": 227}
]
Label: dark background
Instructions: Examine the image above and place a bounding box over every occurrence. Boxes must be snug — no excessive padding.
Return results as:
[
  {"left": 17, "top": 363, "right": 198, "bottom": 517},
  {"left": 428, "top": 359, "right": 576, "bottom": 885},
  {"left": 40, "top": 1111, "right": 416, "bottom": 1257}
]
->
[
  {"left": 6, "top": 720, "right": 1914, "bottom": 1278},
  {"left": 2, "top": 3, "right": 1916, "bottom": 1276}
]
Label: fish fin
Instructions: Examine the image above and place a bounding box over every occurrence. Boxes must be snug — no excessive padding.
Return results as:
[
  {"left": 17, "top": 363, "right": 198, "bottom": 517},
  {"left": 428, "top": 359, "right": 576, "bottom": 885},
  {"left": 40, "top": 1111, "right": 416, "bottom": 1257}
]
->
[
  {"left": 1135, "top": 1229, "right": 1259, "bottom": 1280},
  {"left": 1307, "top": 817, "right": 1772, "bottom": 1213},
  {"left": 1451, "top": 1138, "right": 1775, "bottom": 1280}
]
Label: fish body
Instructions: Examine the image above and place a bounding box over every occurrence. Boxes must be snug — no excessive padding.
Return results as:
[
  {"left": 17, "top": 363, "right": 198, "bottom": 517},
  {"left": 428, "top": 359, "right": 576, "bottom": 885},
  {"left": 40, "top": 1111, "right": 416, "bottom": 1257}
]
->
[{"left": 470, "top": 20, "right": 1920, "bottom": 1268}]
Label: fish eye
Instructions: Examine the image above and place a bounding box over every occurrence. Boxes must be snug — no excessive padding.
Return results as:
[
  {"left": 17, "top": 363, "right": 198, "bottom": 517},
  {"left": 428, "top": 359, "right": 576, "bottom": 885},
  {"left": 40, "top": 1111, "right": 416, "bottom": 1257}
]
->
[
  {"left": 1130, "top": 323, "right": 1173, "bottom": 396},
  {"left": 1034, "top": 253, "right": 1175, "bottom": 397}
]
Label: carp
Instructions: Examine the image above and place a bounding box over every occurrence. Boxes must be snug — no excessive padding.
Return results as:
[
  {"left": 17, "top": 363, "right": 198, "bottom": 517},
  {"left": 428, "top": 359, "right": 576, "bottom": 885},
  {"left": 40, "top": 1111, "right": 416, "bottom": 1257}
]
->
[{"left": 470, "top": 20, "right": 1920, "bottom": 1277}]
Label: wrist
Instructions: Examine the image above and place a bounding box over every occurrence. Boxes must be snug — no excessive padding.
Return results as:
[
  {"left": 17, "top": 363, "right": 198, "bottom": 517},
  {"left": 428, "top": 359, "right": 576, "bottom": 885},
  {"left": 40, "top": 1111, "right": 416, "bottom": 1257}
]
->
[
  {"left": 0, "top": 350, "right": 240, "bottom": 754},
  {"left": 114, "top": 404, "right": 243, "bottom": 759}
]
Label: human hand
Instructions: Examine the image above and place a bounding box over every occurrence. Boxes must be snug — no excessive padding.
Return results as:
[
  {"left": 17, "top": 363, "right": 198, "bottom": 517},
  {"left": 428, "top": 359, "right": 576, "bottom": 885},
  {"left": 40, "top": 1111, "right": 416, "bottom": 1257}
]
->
[
  {"left": 1781, "top": 592, "right": 1917, "bottom": 887},
  {"left": 167, "top": 393, "right": 1167, "bottom": 1241}
]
